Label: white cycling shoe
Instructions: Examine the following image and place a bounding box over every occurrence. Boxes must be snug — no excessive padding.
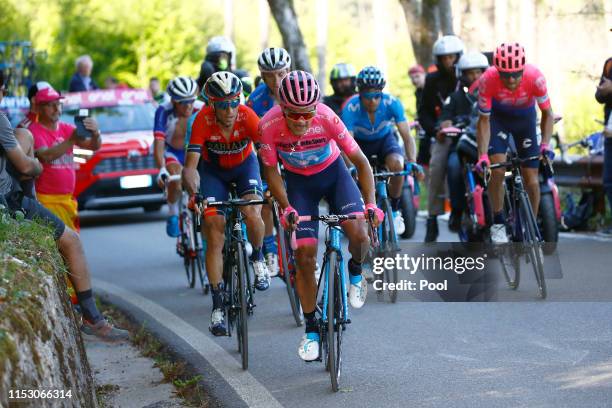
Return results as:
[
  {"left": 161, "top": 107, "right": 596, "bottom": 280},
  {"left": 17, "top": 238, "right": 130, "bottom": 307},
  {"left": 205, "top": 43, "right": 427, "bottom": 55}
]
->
[
  {"left": 348, "top": 275, "right": 367, "bottom": 309},
  {"left": 253, "top": 260, "right": 271, "bottom": 291},
  {"left": 298, "top": 333, "right": 320, "bottom": 361},
  {"left": 265, "top": 252, "right": 279, "bottom": 277},
  {"left": 490, "top": 224, "right": 509, "bottom": 244},
  {"left": 393, "top": 211, "right": 405, "bottom": 236}
]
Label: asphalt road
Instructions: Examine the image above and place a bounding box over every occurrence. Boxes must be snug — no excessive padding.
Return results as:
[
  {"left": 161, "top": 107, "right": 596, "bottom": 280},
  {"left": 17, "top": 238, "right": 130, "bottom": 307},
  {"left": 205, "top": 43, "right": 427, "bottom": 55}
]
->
[{"left": 80, "top": 208, "right": 612, "bottom": 408}]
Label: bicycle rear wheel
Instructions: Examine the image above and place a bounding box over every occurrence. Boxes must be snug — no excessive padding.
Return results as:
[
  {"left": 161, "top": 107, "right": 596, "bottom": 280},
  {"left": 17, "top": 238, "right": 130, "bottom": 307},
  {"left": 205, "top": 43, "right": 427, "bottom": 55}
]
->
[
  {"left": 519, "top": 193, "right": 546, "bottom": 299},
  {"left": 326, "top": 251, "right": 341, "bottom": 392},
  {"left": 274, "top": 202, "right": 303, "bottom": 326},
  {"left": 381, "top": 198, "right": 399, "bottom": 303},
  {"left": 234, "top": 242, "right": 249, "bottom": 369}
]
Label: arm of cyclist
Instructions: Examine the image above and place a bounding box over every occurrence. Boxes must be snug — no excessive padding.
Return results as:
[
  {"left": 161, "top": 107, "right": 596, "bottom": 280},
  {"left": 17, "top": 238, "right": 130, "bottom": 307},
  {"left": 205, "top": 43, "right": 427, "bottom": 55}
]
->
[
  {"left": 539, "top": 107, "right": 554, "bottom": 154},
  {"left": 345, "top": 148, "right": 383, "bottom": 227},
  {"left": 182, "top": 151, "right": 200, "bottom": 197},
  {"left": 396, "top": 121, "right": 417, "bottom": 163},
  {"left": 475, "top": 114, "right": 491, "bottom": 172}
]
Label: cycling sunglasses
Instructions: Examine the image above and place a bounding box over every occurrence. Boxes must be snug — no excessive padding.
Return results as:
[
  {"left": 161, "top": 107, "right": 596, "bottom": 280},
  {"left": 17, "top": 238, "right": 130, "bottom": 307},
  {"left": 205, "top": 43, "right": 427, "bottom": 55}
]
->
[
  {"left": 499, "top": 70, "right": 524, "bottom": 80},
  {"left": 284, "top": 109, "right": 317, "bottom": 121},
  {"left": 360, "top": 91, "right": 383, "bottom": 100},
  {"left": 178, "top": 99, "right": 196, "bottom": 105},
  {"left": 213, "top": 99, "right": 240, "bottom": 109}
]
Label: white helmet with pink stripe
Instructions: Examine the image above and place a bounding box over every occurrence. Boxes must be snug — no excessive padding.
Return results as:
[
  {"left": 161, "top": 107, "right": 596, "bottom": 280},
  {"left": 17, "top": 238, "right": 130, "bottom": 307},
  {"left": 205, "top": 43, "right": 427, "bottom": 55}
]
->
[{"left": 278, "top": 70, "right": 320, "bottom": 110}]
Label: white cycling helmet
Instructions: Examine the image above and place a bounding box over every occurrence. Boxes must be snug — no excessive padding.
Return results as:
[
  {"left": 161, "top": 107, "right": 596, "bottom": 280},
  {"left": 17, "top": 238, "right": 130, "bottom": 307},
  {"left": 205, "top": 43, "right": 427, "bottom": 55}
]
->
[
  {"left": 167, "top": 76, "right": 197, "bottom": 102},
  {"left": 204, "top": 71, "right": 242, "bottom": 101},
  {"left": 258, "top": 47, "right": 291, "bottom": 72},
  {"left": 457, "top": 52, "right": 489, "bottom": 72},
  {"left": 206, "top": 36, "right": 237, "bottom": 69},
  {"left": 433, "top": 35, "right": 465, "bottom": 57}
]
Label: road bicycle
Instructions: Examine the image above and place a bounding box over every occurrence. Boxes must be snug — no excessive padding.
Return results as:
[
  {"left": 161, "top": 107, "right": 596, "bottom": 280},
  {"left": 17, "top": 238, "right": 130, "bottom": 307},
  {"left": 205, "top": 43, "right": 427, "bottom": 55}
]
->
[
  {"left": 162, "top": 174, "right": 208, "bottom": 293},
  {"left": 198, "top": 189, "right": 266, "bottom": 370}
]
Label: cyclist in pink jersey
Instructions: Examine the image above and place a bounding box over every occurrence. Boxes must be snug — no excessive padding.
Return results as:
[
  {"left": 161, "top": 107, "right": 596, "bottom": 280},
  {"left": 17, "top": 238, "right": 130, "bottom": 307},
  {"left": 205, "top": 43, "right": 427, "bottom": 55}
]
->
[
  {"left": 259, "top": 71, "right": 383, "bottom": 362},
  {"left": 475, "top": 42, "right": 554, "bottom": 243}
]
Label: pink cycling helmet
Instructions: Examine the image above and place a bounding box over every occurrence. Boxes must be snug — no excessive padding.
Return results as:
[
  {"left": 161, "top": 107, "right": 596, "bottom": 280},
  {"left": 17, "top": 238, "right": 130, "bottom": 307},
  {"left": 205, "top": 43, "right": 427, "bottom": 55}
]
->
[
  {"left": 278, "top": 70, "right": 320, "bottom": 110},
  {"left": 494, "top": 42, "right": 526, "bottom": 73}
]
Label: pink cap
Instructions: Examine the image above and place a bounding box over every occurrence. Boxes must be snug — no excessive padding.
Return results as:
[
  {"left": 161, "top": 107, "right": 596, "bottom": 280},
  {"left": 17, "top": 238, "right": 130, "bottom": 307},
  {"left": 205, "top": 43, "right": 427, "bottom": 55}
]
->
[{"left": 34, "top": 87, "right": 64, "bottom": 103}]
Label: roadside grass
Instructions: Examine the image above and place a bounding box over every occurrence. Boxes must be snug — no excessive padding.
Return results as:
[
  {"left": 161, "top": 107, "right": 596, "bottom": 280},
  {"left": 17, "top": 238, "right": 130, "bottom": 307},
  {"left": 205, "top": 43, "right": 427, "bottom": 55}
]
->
[{"left": 98, "top": 301, "right": 209, "bottom": 407}]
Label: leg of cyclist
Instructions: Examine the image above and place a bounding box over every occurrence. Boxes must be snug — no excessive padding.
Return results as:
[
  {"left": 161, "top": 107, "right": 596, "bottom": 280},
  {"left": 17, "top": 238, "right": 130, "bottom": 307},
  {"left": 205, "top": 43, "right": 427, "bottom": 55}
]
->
[
  {"left": 488, "top": 153, "right": 508, "bottom": 243},
  {"left": 165, "top": 160, "right": 182, "bottom": 236},
  {"left": 385, "top": 151, "right": 406, "bottom": 236},
  {"left": 426, "top": 138, "right": 452, "bottom": 242},
  {"left": 447, "top": 150, "right": 465, "bottom": 232},
  {"left": 261, "top": 191, "right": 279, "bottom": 277},
  {"left": 198, "top": 162, "right": 230, "bottom": 335},
  {"left": 329, "top": 158, "right": 370, "bottom": 309},
  {"left": 203, "top": 213, "right": 228, "bottom": 336},
  {"left": 235, "top": 153, "right": 270, "bottom": 290}
]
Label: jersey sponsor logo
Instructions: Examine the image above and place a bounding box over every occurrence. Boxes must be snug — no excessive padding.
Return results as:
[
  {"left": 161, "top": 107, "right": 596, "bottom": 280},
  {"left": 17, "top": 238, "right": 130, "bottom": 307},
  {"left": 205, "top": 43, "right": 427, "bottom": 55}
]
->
[
  {"left": 249, "top": 179, "right": 259, "bottom": 185},
  {"left": 278, "top": 137, "right": 327, "bottom": 150},
  {"left": 522, "top": 138, "right": 532, "bottom": 149},
  {"left": 535, "top": 76, "right": 546, "bottom": 92},
  {"left": 337, "top": 131, "right": 346, "bottom": 139},
  {"left": 304, "top": 125, "right": 324, "bottom": 136},
  {"left": 205, "top": 139, "right": 250, "bottom": 154},
  {"left": 260, "top": 115, "right": 283, "bottom": 130},
  {"left": 210, "top": 135, "right": 222, "bottom": 141},
  {"left": 347, "top": 102, "right": 360, "bottom": 112},
  {"left": 259, "top": 143, "right": 272, "bottom": 151},
  {"left": 333, "top": 116, "right": 340, "bottom": 125},
  {"left": 496, "top": 131, "right": 508, "bottom": 141}
]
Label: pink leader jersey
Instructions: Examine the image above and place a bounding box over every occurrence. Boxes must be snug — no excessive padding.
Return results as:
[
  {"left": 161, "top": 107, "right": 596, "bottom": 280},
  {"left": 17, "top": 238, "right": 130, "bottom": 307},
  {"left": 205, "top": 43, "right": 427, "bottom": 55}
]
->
[
  {"left": 30, "top": 121, "right": 77, "bottom": 195},
  {"left": 258, "top": 103, "right": 359, "bottom": 176},
  {"left": 478, "top": 64, "right": 551, "bottom": 116}
]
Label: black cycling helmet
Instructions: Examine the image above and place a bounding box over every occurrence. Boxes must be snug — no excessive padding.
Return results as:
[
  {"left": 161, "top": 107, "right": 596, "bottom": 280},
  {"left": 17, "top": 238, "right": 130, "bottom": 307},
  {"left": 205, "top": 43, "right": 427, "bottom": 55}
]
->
[{"left": 329, "top": 63, "right": 357, "bottom": 96}]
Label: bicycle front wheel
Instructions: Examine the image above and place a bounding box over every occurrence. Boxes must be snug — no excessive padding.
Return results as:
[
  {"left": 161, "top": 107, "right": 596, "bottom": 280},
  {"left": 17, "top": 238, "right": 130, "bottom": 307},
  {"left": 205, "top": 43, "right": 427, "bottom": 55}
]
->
[
  {"left": 519, "top": 193, "right": 547, "bottom": 299},
  {"left": 234, "top": 242, "right": 249, "bottom": 369},
  {"left": 326, "top": 251, "right": 342, "bottom": 392}
]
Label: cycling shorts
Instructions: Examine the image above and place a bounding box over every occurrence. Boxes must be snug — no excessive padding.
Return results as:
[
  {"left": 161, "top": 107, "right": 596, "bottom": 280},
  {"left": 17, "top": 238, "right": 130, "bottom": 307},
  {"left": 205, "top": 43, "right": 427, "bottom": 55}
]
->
[
  {"left": 285, "top": 157, "right": 364, "bottom": 247},
  {"left": 488, "top": 107, "right": 539, "bottom": 169},
  {"left": 164, "top": 145, "right": 185, "bottom": 166},
  {"left": 356, "top": 133, "right": 403, "bottom": 165},
  {"left": 199, "top": 152, "right": 263, "bottom": 217}
]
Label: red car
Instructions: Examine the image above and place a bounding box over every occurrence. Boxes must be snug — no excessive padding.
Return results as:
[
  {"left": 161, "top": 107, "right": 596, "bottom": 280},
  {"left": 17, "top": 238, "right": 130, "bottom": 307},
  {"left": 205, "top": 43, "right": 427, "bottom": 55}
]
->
[{"left": 59, "top": 89, "right": 164, "bottom": 211}]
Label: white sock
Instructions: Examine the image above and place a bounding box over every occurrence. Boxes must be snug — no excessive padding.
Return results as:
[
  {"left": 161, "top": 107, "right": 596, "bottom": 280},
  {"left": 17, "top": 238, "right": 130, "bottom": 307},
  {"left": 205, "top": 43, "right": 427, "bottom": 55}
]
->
[{"left": 168, "top": 201, "right": 179, "bottom": 216}]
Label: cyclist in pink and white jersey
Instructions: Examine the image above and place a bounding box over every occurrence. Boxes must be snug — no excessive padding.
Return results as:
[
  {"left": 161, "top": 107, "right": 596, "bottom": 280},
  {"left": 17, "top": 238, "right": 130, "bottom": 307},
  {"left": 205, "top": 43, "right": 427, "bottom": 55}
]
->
[
  {"left": 475, "top": 42, "right": 554, "bottom": 243},
  {"left": 259, "top": 70, "right": 383, "bottom": 362}
]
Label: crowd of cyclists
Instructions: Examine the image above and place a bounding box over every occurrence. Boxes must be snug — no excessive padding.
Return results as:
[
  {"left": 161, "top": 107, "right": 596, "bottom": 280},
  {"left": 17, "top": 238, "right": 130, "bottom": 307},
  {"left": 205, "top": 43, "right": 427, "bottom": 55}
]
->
[{"left": 151, "top": 34, "right": 556, "bottom": 362}]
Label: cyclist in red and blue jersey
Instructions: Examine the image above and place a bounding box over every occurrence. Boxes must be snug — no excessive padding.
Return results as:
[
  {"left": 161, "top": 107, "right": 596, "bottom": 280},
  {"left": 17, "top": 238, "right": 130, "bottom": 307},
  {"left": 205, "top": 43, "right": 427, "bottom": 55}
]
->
[
  {"left": 259, "top": 70, "right": 383, "bottom": 361},
  {"left": 182, "top": 72, "right": 270, "bottom": 336},
  {"left": 475, "top": 43, "right": 554, "bottom": 243},
  {"left": 341, "top": 66, "right": 419, "bottom": 236},
  {"left": 153, "top": 76, "right": 200, "bottom": 237},
  {"left": 247, "top": 47, "right": 292, "bottom": 277}
]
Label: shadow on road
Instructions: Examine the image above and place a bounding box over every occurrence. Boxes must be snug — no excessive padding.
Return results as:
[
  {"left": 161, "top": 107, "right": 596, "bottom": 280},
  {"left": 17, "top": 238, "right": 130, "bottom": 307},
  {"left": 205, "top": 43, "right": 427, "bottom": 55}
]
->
[{"left": 80, "top": 208, "right": 166, "bottom": 228}]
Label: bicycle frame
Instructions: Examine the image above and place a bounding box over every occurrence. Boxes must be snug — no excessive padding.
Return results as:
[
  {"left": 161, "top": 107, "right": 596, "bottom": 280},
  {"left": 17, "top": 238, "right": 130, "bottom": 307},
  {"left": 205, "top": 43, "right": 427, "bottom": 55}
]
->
[{"left": 318, "top": 225, "right": 349, "bottom": 330}]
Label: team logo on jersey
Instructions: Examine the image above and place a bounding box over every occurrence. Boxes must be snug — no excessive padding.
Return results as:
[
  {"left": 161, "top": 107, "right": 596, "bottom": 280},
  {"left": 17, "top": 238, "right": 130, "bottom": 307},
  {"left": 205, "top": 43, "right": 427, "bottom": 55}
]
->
[
  {"left": 522, "top": 138, "right": 532, "bottom": 149},
  {"left": 497, "top": 131, "right": 508, "bottom": 141}
]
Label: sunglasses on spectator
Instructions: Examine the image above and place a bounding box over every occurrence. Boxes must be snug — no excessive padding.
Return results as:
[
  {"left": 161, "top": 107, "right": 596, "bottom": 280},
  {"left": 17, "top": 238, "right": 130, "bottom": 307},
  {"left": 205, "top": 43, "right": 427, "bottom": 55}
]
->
[
  {"left": 499, "top": 71, "right": 523, "bottom": 79},
  {"left": 40, "top": 101, "right": 62, "bottom": 108},
  {"left": 284, "top": 109, "right": 317, "bottom": 121},
  {"left": 213, "top": 99, "right": 240, "bottom": 109},
  {"left": 361, "top": 91, "right": 383, "bottom": 100}
]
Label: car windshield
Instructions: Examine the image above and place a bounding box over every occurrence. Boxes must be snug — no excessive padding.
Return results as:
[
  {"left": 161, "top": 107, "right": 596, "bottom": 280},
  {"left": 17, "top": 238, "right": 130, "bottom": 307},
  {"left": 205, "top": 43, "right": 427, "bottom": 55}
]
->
[{"left": 60, "top": 103, "right": 155, "bottom": 133}]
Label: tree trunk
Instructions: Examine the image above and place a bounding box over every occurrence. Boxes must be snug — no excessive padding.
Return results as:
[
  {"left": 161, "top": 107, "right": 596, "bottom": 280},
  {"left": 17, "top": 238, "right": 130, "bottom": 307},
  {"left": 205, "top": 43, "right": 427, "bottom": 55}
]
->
[
  {"left": 316, "top": 0, "right": 328, "bottom": 93},
  {"left": 267, "top": 0, "right": 312, "bottom": 72},
  {"left": 399, "top": 0, "right": 441, "bottom": 67},
  {"left": 259, "top": 0, "right": 270, "bottom": 51},
  {"left": 438, "top": 0, "right": 454, "bottom": 34}
]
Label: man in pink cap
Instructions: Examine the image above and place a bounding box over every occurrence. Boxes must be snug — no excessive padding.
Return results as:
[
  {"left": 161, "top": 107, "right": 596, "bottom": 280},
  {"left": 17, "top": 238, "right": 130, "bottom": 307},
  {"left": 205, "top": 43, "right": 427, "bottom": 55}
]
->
[{"left": 29, "top": 85, "right": 101, "bottom": 232}]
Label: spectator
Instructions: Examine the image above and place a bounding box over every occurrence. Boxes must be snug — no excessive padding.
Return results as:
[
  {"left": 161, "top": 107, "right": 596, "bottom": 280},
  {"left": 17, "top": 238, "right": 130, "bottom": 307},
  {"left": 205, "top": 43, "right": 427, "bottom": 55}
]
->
[
  {"left": 149, "top": 77, "right": 167, "bottom": 105},
  {"left": 596, "top": 55, "right": 612, "bottom": 237},
  {"left": 28, "top": 85, "right": 101, "bottom": 232},
  {"left": 104, "top": 76, "right": 119, "bottom": 89},
  {"left": 68, "top": 55, "right": 99, "bottom": 92},
  {"left": 0, "top": 73, "right": 127, "bottom": 341},
  {"left": 408, "top": 64, "right": 426, "bottom": 115}
]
